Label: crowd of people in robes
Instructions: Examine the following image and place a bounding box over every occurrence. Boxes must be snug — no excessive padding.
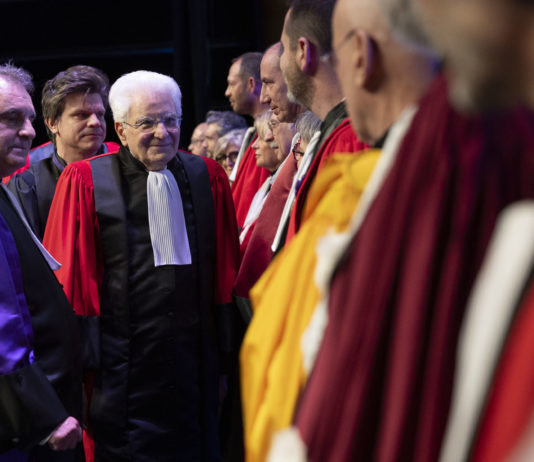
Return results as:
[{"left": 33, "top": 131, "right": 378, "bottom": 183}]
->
[{"left": 2, "top": 0, "right": 534, "bottom": 460}]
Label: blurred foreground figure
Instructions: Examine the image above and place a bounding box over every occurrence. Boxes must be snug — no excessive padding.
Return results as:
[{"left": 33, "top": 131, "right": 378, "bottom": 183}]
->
[
  {"left": 413, "top": 0, "right": 534, "bottom": 110},
  {"left": 265, "top": 0, "right": 534, "bottom": 459},
  {"left": 406, "top": 0, "right": 534, "bottom": 461}
]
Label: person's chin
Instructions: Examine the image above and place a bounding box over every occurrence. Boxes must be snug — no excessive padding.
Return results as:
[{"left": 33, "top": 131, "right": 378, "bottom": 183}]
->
[{"left": 9, "top": 147, "right": 30, "bottom": 162}]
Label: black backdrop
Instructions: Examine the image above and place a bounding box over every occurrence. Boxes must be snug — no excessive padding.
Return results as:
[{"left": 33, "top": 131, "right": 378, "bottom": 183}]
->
[{"left": 0, "top": 0, "right": 286, "bottom": 150}]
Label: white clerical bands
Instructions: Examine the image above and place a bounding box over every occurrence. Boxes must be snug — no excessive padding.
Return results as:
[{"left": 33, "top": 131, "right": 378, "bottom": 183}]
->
[{"left": 146, "top": 169, "right": 192, "bottom": 267}]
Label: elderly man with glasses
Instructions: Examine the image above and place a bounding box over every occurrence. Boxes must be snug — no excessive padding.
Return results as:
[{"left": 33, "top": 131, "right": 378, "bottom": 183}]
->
[{"left": 43, "top": 70, "right": 240, "bottom": 462}]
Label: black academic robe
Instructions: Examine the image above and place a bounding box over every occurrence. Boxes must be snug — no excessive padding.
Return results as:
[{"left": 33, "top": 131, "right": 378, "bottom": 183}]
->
[
  {"left": 0, "top": 187, "right": 82, "bottom": 458},
  {"left": 7, "top": 145, "right": 117, "bottom": 240},
  {"left": 43, "top": 147, "right": 240, "bottom": 462}
]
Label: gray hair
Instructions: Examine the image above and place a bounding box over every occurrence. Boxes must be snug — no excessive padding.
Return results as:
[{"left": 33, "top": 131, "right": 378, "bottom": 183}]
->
[
  {"left": 0, "top": 62, "right": 33, "bottom": 93},
  {"left": 295, "top": 110, "right": 321, "bottom": 144},
  {"left": 109, "top": 70, "right": 182, "bottom": 122},
  {"left": 379, "top": 0, "right": 437, "bottom": 56},
  {"left": 214, "top": 128, "right": 247, "bottom": 156},
  {"left": 254, "top": 109, "right": 273, "bottom": 140},
  {"left": 205, "top": 110, "right": 248, "bottom": 136}
]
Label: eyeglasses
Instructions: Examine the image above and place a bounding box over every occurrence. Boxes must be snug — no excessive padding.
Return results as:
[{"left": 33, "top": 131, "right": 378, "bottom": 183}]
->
[
  {"left": 216, "top": 151, "right": 239, "bottom": 164},
  {"left": 122, "top": 114, "right": 182, "bottom": 133}
]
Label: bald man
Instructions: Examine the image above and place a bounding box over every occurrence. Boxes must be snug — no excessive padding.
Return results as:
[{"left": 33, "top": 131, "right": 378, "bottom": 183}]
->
[
  {"left": 187, "top": 122, "right": 208, "bottom": 156},
  {"left": 401, "top": 1, "right": 534, "bottom": 461},
  {"left": 264, "top": 0, "right": 534, "bottom": 460},
  {"left": 260, "top": 43, "right": 304, "bottom": 123},
  {"left": 240, "top": 1, "right": 436, "bottom": 461},
  {"left": 413, "top": 0, "right": 534, "bottom": 110}
]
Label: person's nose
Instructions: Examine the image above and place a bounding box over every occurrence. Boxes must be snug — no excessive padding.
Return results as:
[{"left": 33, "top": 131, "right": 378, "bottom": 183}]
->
[
  {"left": 87, "top": 113, "right": 103, "bottom": 127},
  {"left": 259, "top": 85, "right": 270, "bottom": 104},
  {"left": 19, "top": 117, "right": 36, "bottom": 140},
  {"left": 153, "top": 121, "right": 170, "bottom": 138}
]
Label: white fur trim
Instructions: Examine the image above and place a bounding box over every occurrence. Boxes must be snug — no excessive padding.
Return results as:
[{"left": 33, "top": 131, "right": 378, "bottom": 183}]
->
[{"left": 267, "top": 427, "right": 308, "bottom": 462}]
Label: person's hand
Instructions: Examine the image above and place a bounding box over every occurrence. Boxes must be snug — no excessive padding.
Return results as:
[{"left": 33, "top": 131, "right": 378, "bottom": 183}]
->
[{"left": 48, "top": 416, "right": 82, "bottom": 451}]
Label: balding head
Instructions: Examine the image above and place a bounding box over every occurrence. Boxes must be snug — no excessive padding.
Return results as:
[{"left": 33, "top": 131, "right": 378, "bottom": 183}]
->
[
  {"left": 332, "top": 0, "right": 436, "bottom": 144},
  {"left": 260, "top": 42, "right": 304, "bottom": 123},
  {"left": 414, "top": 0, "right": 534, "bottom": 110}
]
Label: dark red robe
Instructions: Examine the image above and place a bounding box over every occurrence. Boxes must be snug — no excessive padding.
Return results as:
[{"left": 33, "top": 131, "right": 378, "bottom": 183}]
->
[
  {"left": 234, "top": 154, "right": 298, "bottom": 299},
  {"left": 294, "top": 75, "right": 534, "bottom": 462},
  {"left": 284, "top": 104, "right": 367, "bottom": 245}
]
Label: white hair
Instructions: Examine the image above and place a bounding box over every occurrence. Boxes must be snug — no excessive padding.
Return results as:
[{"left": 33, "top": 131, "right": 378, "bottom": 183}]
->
[
  {"left": 214, "top": 128, "right": 247, "bottom": 155},
  {"left": 295, "top": 110, "right": 321, "bottom": 144},
  {"left": 109, "top": 70, "right": 182, "bottom": 122}
]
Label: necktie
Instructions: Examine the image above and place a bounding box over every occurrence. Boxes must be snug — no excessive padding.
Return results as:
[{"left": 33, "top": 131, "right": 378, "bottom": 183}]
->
[{"left": 146, "top": 169, "right": 191, "bottom": 267}]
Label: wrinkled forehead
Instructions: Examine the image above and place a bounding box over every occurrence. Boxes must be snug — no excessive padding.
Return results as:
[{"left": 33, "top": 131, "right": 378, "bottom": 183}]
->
[
  {"left": 0, "top": 78, "right": 34, "bottom": 112},
  {"left": 128, "top": 90, "right": 179, "bottom": 118}
]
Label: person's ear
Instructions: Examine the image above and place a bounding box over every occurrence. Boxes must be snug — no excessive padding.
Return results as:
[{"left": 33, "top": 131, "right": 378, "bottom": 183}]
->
[
  {"left": 354, "top": 30, "right": 380, "bottom": 90},
  {"left": 296, "top": 37, "right": 319, "bottom": 75},
  {"left": 45, "top": 117, "right": 59, "bottom": 136},
  {"left": 115, "top": 121, "right": 128, "bottom": 146}
]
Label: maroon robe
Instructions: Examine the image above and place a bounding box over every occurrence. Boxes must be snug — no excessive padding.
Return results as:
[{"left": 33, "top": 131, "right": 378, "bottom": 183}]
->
[
  {"left": 295, "top": 75, "right": 534, "bottom": 462},
  {"left": 234, "top": 155, "right": 298, "bottom": 298}
]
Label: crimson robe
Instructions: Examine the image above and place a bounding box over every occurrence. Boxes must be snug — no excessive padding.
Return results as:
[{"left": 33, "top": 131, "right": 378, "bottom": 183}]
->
[
  {"left": 231, "top": 135, "right": 270, "bottom": 229},
  {"left": 283, "top": 102, "right": 366, "bottom": 245},
  {"left": 234, "top": 154, "right": 298, "bottom": 299},
  {"left": 294, "top": 75, "right": 534, "bottom": 462}
]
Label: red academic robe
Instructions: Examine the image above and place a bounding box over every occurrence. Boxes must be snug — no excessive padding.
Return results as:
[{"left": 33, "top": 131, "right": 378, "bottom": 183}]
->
[
  {"left": 43, "top": 150, "right": 240, "bottom": 462},
  {"left": 468, "top": 278, "right": 534, "bottom": 462},
  {"left": 285, "top": 118, "right": 366, "bottom": 243},
  {"left": 294, "top": 75, "right": 534, "bottom": 462},
  {"left": 234, "top": 154, "right": 298, "bottom": 298},
  {"left": 231, "top": 135, "right": 270, "bottom": 229}
]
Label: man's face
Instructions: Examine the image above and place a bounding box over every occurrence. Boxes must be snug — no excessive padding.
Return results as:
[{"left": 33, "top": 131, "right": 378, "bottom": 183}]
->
[
  {"left": 252, "top": 125, "right": 280, "bottom": 172},
  {"left": 415, "top": 0, "right": 534, "bottom": 109},
  {"left": 203, "top": 122, "right": 221, "bottom": 158},
  {"left": 0, "top": 79, "right": 36, "bottom": 177},
  {"left": 115, "top": 90, "right": 180, "bottom": 171},
  {"left": 47, "top": 92, "right": 106, "bottom": 161},
  {"left": 269, "top": 113, "right": 295, "bottom": 162},
  {"left": 260, "top": 49, "right": 302, "bottom": 123},
  {"left": 280, "top": 9, "right": 315, "bottom": 110},
  {"left": 188, "top": 122, "right": 207, "bottom": 156},
  {"left": 225, "top": 60, "right": 250, "bottom": 115}
]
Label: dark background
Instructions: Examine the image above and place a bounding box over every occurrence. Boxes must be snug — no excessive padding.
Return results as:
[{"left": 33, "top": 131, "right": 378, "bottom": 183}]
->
[{"left": 0, "top": 0, "right": 287, "bottom": 150}]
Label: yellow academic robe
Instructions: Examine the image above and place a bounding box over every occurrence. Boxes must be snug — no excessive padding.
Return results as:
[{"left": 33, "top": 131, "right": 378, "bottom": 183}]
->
[{"left": 240, "top": 149, "right": 380, "bottom": 462}]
